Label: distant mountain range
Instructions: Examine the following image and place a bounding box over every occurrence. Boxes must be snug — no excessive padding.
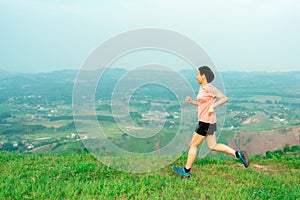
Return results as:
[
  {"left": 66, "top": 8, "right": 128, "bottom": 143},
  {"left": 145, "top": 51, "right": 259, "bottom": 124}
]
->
[
  {"left": 0, "top": 69, "right": 300, "bottom": 102},
  {"left": 0, "top": 69, "right": 12, "bottom": 80}
]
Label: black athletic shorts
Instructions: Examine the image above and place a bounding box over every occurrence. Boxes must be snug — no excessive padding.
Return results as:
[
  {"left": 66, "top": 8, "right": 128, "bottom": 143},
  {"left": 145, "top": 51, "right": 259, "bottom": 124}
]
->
[{"left": 195, "top": 121, "right": 216, "bottom": 136}]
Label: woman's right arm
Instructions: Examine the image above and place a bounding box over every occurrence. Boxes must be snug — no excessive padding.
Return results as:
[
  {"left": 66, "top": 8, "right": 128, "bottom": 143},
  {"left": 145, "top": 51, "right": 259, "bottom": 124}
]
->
[{"left": 186, "top": 96, "right": 198, "bottom": 106}]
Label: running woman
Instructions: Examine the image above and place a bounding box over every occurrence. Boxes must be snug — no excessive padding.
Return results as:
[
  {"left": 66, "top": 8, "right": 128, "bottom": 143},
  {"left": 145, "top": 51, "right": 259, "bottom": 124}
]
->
[{"left": 173, "top": 66, "right": 249, "bottom": 178}]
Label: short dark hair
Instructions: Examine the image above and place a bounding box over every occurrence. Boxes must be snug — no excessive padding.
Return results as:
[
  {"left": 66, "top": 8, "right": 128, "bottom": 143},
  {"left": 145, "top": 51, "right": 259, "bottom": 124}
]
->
[{"left": 198, "top": 66, "right": 214, "bottom": 83}]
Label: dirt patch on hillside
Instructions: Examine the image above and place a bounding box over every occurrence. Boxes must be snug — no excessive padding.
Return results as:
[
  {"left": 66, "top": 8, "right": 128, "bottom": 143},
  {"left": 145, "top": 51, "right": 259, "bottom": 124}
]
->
[
  {"left": 227, "top": 126, "right": 300, "bottom": 155},
  {"left": 252, "top": 164, "right": 269, "bottom": 171},
  {"left": 242, "top": 117, "right": 260, "bottom": 125}
]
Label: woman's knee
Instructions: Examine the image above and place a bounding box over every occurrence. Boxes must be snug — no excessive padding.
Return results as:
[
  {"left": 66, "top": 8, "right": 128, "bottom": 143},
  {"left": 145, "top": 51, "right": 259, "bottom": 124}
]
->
[
  {"left": 208, "top": 144, "right": 216, "bottom": 151},
  {"left": 189, "top": 141, "right": 200, "bottom": 148}
]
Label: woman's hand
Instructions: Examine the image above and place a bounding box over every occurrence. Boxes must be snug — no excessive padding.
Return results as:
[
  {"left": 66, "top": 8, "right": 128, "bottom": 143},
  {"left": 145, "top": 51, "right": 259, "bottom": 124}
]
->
[
  {"left": 186, "top": 96, "right": 198, "bottom": 106},
  {"left": 186, "top": 96, "right": 193, "bottom": 104},
  {"left": 208, "top": 105, "right": 214, "bottom": 115},
  {"left": 185, "top": 96, "right": 198, "bottom": 106}
]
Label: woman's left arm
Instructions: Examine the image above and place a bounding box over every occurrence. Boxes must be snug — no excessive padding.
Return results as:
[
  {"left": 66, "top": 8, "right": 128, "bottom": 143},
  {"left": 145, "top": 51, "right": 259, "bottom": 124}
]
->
[{"left": 208, "top": 90, "right": 228, "bottom": 114}]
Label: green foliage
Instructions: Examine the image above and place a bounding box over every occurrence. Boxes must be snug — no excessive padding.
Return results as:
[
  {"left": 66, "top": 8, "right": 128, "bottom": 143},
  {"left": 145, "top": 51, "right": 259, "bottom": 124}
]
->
[
  {"left": 0, "top": 124, "right": 47, "bottom": 135},
  {"left": 265, "top": 100, "right": 272, "bottom": 104},
  {"left": 0, "top": 112, "right": 12, "bottom": 119},
  {"left": 56, "top": 122, "right": 76, "bottom": 132},
  {"left": 129, "top": 111, "right": 142, "bottom": 119},
  {"left": 290, "top": 145, "right": 300, "bottom": 152},
  {"left": 1, "top": 143, "right": 18, "bottom": 152},
  {"left": 271, "top": 150, "right": 284, "bottom": 159},
  {"left": 265, "top": 145, "right": 300, "bottom": 159},
  {"left": 283, "top": 144, "right": 290, "bottom": 152},
  {"left": 49, "top": 115, "right": 73, "bottom": 121}
]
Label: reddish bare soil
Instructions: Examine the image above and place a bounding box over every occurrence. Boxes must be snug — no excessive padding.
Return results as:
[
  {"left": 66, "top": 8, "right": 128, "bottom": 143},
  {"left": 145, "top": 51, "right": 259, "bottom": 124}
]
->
[{"left": 227, "top": 126, "right": 300, "bottom": 155}]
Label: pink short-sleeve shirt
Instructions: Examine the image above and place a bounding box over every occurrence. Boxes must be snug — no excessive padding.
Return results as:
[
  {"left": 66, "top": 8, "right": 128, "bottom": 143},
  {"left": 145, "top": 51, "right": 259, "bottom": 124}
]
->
[{"left": 197, "top": 84, "right": 220, "bottom": 124}]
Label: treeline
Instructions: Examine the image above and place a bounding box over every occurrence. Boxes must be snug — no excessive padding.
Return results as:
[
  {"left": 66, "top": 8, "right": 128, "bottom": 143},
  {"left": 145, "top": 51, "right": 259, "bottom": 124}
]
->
[
  {"left": 0, "top": 122, "right": 77, "bottom": 136},
  {"left": 265, "top": 145, "right": 300, "bottom": 159},
  {"left": 0, "top": 124, "right": 47, "bottom": 135},
  {"left": 49, "top": 115, "right": 115, "bottom": 123}
]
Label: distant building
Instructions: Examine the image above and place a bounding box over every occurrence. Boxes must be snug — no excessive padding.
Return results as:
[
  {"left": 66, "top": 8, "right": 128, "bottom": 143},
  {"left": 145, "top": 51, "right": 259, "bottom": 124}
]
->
[
  {"left": 26, "top": 143, "right": 34, "bottom": 149},
  {"left": 12, "top": 141, "right": 18, "bottom": 147},
  {"left": 79, "top": 134, "right": 88, "bottom": 140}
]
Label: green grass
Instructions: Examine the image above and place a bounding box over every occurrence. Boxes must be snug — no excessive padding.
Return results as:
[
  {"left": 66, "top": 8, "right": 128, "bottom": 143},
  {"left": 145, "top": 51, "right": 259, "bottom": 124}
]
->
[
  {"left": 218, "top": 130, "right": 235, "bottom": 144},
  {"left": 0, "top": 152, "right": 299, "bottom": 199}
]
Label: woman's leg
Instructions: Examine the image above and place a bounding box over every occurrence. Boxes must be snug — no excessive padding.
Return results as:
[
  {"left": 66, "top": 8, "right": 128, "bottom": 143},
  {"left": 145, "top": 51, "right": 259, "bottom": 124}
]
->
[
  {"left": 185, "top": 132, "right": 206, "bottom": 169},
  {"left": 206, "top": 133, "right": 236, "bottom": 157}
]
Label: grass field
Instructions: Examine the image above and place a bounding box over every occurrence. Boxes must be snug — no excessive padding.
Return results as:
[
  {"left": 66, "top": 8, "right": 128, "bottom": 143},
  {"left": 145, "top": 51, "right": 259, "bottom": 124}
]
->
[
  {"left": 24, "top": 120, "right": 71, "bottom": 128},
  {"left": 0, "top": 151, "right": 299, "bottom": 199}
]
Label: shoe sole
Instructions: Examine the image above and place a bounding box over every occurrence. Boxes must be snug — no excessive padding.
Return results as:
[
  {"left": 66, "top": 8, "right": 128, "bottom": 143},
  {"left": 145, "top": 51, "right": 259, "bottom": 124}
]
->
[
  {"left": 173, "top": 168, "right": 190, "bottom": 178},
  {"left": 174, "top": 173, "right": 190, "bottom": 179},
  {"left": 242, "top": 151, "right": 250, "bottom": 168}
]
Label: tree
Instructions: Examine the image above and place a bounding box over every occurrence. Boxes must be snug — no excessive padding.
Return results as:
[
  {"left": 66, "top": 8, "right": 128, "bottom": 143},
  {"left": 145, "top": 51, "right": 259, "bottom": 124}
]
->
[
  {"left": 265, "top": 100, "right": 272, "bottom": 104},
  {"left": 283, "top": 144, "right": 290, "bottom": 152}
]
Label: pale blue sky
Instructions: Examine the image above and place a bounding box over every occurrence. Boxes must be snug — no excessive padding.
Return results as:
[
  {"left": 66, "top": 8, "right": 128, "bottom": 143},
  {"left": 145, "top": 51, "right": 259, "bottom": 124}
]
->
[{"left": 1, "top": 0, "right": 300, "bottom": 73}]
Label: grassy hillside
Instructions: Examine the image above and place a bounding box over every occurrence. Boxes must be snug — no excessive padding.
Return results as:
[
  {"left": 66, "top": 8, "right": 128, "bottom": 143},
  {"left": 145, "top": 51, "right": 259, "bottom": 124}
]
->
[{"left": 0, "top": 151, "right": 299, "bottom": 199}]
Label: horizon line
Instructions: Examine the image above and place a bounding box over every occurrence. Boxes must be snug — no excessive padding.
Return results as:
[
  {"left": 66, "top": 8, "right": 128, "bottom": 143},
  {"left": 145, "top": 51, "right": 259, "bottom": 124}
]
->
[{"left": 1, "top": 68, "right": 300, "bottom": 74}]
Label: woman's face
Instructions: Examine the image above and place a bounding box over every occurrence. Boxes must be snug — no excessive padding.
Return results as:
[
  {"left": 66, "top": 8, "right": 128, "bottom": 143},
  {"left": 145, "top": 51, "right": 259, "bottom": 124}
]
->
[{"left": 196, "top": 71, "right": 204, "bottom": 84}]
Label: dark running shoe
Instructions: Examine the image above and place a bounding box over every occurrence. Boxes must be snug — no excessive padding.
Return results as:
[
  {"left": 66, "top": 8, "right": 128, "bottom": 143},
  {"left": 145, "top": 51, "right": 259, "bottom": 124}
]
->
[
  {"left": 173, "top": 166, "right": 190, "bottom": 178},
  {"left": 237, "top": 150, "right": 250, "bottom": 168}
]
